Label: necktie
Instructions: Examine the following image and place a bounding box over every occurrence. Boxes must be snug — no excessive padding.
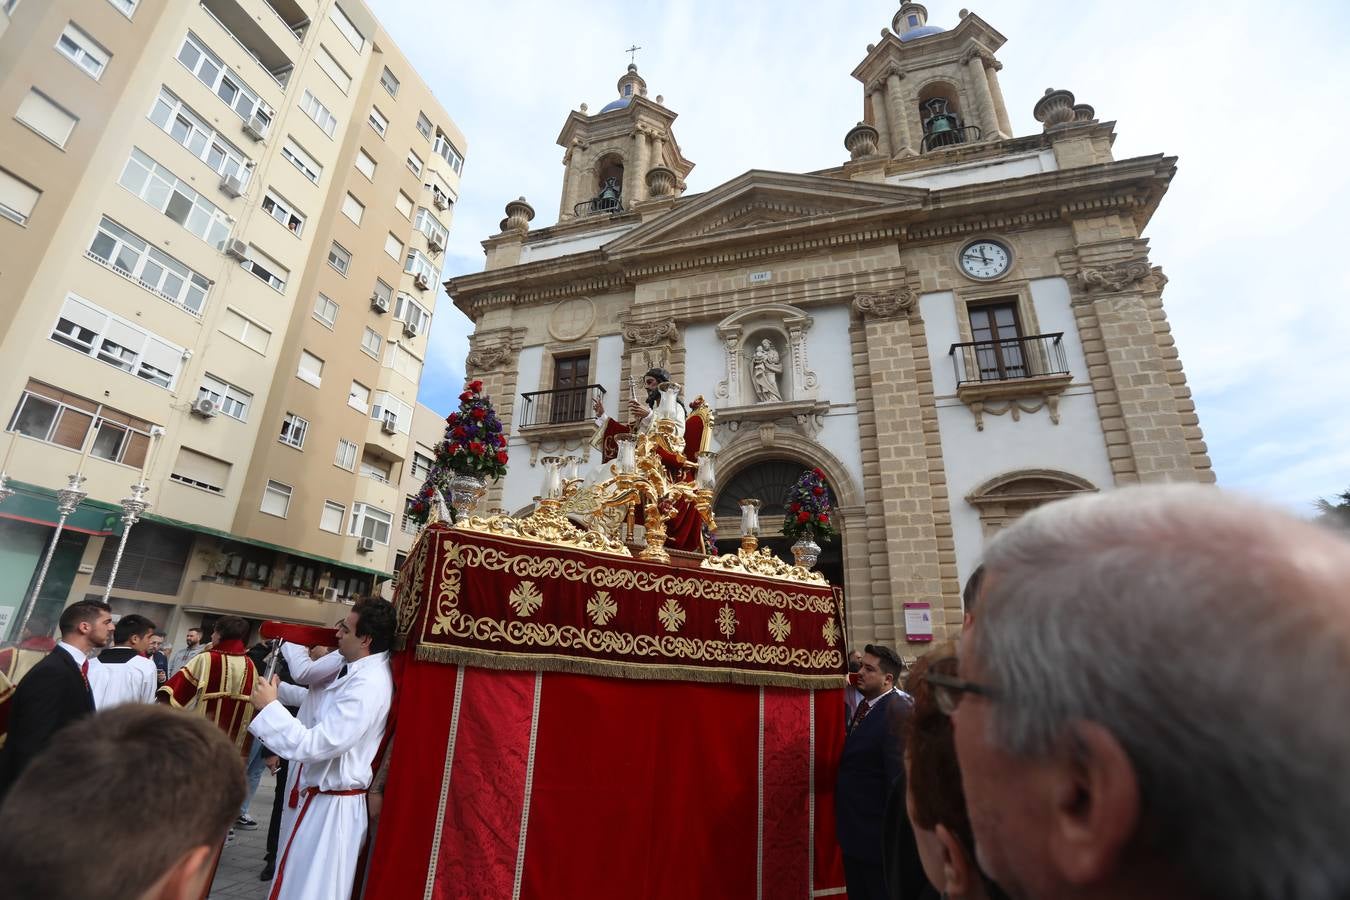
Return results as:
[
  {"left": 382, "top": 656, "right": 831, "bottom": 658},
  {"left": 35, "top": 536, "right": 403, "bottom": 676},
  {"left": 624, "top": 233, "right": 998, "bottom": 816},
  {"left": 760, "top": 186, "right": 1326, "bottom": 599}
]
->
[
  {"left": 848, "top": 699, "right": 870, "bottom": 733},
  {"left": 338, "top": 665, "right": 349, "bottom": 678},
  {"left": 80, "top": 659, "right": 89, "bottom": 687}
]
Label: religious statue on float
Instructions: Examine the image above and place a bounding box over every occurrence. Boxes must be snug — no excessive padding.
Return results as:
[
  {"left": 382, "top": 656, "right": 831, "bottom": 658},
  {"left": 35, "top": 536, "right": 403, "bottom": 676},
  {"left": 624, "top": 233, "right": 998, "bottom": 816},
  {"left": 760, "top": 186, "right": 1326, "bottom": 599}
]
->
[{"left": 591, "top": 367, "right": 714, "bottom": 554}]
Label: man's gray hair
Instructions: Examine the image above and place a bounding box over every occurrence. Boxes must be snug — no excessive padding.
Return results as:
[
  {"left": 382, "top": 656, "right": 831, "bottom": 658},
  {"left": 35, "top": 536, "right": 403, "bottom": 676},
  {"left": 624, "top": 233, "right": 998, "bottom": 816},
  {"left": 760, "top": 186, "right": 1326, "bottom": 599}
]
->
[{"left": 974, "top": 484, "right": 1350, "bottom": 900}]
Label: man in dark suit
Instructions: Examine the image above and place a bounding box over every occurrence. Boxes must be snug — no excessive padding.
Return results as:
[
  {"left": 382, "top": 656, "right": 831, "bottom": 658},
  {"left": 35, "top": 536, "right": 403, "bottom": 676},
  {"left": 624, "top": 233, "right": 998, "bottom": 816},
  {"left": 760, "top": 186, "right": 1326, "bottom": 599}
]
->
[
  {"left": 836, "top": 643, "right": 929, "bottom": 900},
  {"left": 0, "top": 599, "right": 112, "bottom": 800}
]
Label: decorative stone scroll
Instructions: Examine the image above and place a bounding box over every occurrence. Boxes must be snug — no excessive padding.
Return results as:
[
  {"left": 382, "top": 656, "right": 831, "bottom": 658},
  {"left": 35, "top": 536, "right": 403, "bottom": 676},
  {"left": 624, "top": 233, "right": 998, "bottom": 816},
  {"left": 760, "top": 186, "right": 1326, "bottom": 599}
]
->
[
  {"left": 1078, "top": 260, "right": 1152, "bottom": 293},
  {"left": 852, "top": 290, "right": 917, "bottom": 319},
  {"left": 620, "top": 316, "right": 680, "bottom": 376},
  {"left": 465, "top": 344, "right": 514, "bottom": 374}
]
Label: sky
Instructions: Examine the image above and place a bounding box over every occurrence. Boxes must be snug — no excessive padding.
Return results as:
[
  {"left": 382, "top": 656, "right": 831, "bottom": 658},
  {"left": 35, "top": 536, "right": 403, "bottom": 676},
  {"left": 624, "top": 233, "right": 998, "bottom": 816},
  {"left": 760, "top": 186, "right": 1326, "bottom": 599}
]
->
[{"left": 370, "top": 0, "right": 1350, "bottom": 514}]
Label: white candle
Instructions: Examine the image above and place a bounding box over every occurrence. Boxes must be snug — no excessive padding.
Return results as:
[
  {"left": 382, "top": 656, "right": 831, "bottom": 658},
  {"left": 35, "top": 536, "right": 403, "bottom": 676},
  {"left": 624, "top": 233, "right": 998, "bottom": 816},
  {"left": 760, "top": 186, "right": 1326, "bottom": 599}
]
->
[
  {"left": 616, "top": 437, "right": 636, "bottom": 474},
  {"left": 0, "top": 431, "right": 16, "bottom": 474},
  {"left": 696, "top": 452, "right": 717, "bottom": 490},
  {"left": 656, "top": 383, "right": 681, "bottom": 421},
  {"left": 540, "top": 457, "right": 562, "bottom": 498},
  {"left": 740, "top": 498, "right": 761, "bottom": 536},
  {"left": 138, "top": 427, "right": 163, "bottom": 485},
  {"left": 74, "top": 421, "right": 98, "bottom": 477}
]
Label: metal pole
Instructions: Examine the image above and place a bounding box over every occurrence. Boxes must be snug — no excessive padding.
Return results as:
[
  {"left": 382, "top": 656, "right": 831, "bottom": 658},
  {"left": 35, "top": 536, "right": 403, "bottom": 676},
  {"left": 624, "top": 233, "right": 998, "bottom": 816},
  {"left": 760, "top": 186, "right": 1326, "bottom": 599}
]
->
[
  {"left": 13, "top": 473, "right": 87, "bottom": 643},
  {"left": 99, "top": 481, "right": 151, "bottom": 604},
  {"left": 0, "top": 471, "right": 14, "bottom": 505}
]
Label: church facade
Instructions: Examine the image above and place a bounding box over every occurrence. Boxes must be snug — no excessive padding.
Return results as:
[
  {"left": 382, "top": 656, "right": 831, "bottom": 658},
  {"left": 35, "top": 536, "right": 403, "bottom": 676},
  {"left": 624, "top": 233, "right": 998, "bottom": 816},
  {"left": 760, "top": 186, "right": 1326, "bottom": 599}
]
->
[{"left": 446, "top": 3, "right": 1214, "bottom": 648}]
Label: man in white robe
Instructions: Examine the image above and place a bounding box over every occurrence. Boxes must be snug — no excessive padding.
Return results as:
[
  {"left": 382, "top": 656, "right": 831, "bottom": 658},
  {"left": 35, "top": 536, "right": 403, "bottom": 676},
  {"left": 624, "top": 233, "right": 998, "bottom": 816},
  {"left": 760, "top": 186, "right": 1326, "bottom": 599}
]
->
[
  {"left": 270, "top": 641, "right": 342, "bottom": 858},
  {"left": 90, "top": 614, "right": 159, "bottom": 709},
  {"left": 248, "top": 599, "right": 395, "bottom": 900}
]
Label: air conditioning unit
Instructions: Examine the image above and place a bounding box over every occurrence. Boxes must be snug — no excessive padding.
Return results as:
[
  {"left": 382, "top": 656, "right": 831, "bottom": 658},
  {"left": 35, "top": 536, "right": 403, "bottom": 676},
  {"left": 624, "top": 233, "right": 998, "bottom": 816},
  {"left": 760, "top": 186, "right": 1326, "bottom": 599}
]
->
[
  {"left": 190, "top": 397, "right": 218, "bottom": 418},
  {"left": 426, "top": 233, "right": 444, "bottom": 253},
  {"left": 356, "top": 536, "right": 375, "bottom": 553},
  {"left": 224, "top": 239, "right": 250, "bottom": 261},
  {"left": 433, "top": 191, "right": 449, "bottom": 211},
  {"left": 402, "top": 320, "right": 419, "bottom": 338},
  {"left": 242, "top": 114, "right": 268, "bottom": 142},
  {"left": 219, "top": 173, "right": 245, "bottom": 198},
  {"left": 413, "top": 273, "right": 431, "bottom": 291},
  {"left": 381, "top": 414, "right": 398, "bottom": 434},
  {"left": 322, "top": 587, "right": 340, "bottom": 602},
  {"left": 370, "top": 293, "right": 389, "bottom": 313}
]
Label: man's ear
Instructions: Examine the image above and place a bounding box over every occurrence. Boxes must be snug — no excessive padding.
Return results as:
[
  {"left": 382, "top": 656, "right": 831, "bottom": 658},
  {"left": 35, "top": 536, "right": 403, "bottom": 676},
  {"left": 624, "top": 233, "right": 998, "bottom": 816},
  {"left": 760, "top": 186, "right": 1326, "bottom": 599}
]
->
[
  {"left": 1045, "top": 720, "right": 1139, "bottom": 886},
  {"left": 934, "top": 823, "right": 977, "bottom": 896},
  {"left": 144, "top": 844, "right": 214, "bottom": 900}
]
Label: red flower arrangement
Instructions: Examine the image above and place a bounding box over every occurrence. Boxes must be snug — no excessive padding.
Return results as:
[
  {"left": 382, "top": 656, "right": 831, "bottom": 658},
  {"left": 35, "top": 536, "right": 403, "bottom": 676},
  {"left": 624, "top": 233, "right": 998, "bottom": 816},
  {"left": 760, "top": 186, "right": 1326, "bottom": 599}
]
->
[
  {"left": 780, "top": 468, "right": 838, "bottom": 544},
  {"left": 406, "top": 380, "right": 509, "bottom": 527}
]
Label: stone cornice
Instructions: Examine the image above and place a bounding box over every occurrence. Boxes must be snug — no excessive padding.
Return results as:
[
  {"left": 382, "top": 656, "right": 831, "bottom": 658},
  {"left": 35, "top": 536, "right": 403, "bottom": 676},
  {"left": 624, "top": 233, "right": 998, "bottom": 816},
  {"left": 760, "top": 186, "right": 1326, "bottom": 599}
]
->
[
  {"left": 449, "top": 156, "right": 1174, "bottom": 321},
  {"left": 850, "top": 12, "right": 1008, "bottom": 84}
]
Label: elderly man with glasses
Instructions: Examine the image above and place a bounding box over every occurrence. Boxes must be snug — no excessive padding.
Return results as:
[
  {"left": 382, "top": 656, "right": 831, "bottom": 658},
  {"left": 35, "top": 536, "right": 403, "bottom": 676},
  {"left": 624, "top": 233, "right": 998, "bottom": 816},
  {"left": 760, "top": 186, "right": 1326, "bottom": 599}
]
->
[{"left": 947, "top": 485, "right": 1350, "bottom": 900}]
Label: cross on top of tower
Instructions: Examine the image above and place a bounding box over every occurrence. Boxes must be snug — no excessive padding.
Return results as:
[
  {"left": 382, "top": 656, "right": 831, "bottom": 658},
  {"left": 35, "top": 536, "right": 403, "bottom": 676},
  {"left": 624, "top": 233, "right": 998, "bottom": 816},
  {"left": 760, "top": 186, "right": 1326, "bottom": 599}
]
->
[{"left": 625, "top": 44, "right": 642, "bottom": 65}]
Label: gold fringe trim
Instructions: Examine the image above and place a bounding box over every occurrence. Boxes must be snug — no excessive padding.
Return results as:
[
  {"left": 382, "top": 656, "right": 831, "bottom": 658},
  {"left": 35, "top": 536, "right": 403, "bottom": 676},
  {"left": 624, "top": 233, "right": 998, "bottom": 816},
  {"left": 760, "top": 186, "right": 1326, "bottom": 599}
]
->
[{"left": 413, "top": 643, "right": 845, "bottom": 689}]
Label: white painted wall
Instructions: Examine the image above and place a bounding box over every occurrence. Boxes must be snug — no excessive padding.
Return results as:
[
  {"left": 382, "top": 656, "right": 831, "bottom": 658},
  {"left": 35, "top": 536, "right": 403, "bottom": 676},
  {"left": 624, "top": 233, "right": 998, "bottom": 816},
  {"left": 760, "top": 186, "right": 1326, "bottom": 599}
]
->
[
  {"left": 921, "top": 278, "right": 1115, "bottom": 588},
  {"left": 518, "top": 224, "right": 638, "bottom": 263},
  {"left": 887, "top": 149, "right": 1056, "bottom": 191}
]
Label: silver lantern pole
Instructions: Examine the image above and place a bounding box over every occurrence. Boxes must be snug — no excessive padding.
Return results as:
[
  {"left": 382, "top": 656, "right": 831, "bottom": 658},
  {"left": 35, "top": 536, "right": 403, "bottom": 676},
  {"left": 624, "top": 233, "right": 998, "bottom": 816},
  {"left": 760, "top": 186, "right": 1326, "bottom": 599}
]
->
[
  {"left": 14, "top": 471, "right": 88, "bottom": 642},
  {"left": 99, "top": 480, "right": 152, "bottom": 604}
]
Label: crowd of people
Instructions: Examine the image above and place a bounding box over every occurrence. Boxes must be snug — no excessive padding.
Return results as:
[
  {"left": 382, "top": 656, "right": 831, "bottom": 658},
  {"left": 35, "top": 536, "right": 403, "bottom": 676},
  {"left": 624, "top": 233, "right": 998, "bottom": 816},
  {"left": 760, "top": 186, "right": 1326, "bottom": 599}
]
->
[
  {"left": 0, "top": 484, "right": 1348, "bottom": 900},
  {"left": 0, "top": 596, "right": 397, "bottom": 900}
]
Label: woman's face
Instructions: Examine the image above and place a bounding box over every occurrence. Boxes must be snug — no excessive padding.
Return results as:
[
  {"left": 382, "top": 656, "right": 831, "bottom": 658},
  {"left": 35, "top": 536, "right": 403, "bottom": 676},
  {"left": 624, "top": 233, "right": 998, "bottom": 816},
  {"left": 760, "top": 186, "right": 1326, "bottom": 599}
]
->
[{"left": 906, "top": 755, "right": 949, "bottom": 892}]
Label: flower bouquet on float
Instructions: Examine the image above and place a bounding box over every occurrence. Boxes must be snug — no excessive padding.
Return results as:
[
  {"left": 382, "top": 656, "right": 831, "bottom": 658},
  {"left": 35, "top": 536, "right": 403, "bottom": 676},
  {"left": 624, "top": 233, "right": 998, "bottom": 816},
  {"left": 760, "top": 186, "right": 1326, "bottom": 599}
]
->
[
  {"left": 780, "top": 467, "right": 837, "bottom": 570},
  {"left": 406, "top": 379, "right": 509, "bottom": 527}
]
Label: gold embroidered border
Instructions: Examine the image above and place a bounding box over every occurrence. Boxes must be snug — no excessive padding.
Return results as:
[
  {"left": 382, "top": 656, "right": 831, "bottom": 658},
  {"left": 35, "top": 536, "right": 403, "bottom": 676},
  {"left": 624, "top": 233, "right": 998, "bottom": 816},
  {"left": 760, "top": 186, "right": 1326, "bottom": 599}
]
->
[
  {"left": 440, "top": 538, "right": 836, "bottom": 615},
  {"left": 394, "top": 530, "right": 433, "bottom": 649},
  {"left": 412, "top": 645, "right": 847, "bottom": 689}
]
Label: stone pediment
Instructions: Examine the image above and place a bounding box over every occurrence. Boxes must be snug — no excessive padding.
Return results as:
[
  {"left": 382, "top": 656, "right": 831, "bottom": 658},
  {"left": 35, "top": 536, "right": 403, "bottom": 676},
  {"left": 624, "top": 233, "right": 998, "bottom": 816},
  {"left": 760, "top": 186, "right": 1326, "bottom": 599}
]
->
[{"left": 604, "top": 170, "right": 928, "bottom": 253}]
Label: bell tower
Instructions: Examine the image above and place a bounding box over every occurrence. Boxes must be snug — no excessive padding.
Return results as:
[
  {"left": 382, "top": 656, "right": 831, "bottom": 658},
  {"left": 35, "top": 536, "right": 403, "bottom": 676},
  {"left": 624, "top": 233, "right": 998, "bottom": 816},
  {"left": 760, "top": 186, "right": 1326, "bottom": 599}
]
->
[
  {"left": 554, "top": 64, "right": 695, "bottom": 222},
  {"left": 850, "top": 3, "right": 1014, "bottom": 157}
]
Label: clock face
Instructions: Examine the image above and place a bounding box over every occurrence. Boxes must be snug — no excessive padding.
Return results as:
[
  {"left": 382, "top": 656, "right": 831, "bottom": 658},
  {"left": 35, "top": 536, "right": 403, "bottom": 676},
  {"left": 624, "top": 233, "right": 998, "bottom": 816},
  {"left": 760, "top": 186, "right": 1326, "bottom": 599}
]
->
[{"left": 959, "top": 240, "right": 1011, "bottom": 280}]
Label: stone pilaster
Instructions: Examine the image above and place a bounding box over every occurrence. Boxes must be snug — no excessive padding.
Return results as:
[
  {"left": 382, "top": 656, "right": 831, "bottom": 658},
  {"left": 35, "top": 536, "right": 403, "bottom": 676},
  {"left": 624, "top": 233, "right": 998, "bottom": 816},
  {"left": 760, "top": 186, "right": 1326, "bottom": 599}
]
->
[
  {"left": 963, "top": 47, "right": 1001, "bottom": 139},
  {"left": 619, "top": 315, "right": 682, "bottom": 393},
  {"left": 851, "top": 288, "right": 951, "bottom": 646},
  {"left": 466, "top": 326, "right": 528, "bottom": 509},
  {"left": 985, "top": 60, "right": 1013, "bottom": 137},
  {"left": 869, "top": 89, "right": 893, "bottom": 157},
  {"left": 1070, "top": 240, "right": 1211, "bottom": 483},
  {"left": 884, "top": 72, "right": 914, "bottom": 157}
]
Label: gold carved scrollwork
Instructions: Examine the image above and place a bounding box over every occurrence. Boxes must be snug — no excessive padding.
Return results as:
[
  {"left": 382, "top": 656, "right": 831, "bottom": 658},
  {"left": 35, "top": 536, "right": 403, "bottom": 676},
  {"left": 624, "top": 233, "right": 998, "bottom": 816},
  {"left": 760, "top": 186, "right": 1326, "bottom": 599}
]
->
[
  {"left": 701, "top": 547, "right": 828, "bottom": 586},
  {"left": 1078, "top": 260, "right": 1152, "bottom": 293},
  {"left": 852, "top": 290, "right": 917, "bottom": 319},
  {"left": 456, "top": 498, "right": 631, "bottom": 557}
]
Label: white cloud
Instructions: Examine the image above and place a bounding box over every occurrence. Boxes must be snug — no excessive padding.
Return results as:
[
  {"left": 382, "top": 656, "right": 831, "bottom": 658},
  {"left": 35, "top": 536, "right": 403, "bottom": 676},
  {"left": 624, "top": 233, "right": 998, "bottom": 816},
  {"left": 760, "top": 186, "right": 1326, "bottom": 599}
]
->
[{"left": 374, "top": 0, "right": 1350, "bottom": 510}]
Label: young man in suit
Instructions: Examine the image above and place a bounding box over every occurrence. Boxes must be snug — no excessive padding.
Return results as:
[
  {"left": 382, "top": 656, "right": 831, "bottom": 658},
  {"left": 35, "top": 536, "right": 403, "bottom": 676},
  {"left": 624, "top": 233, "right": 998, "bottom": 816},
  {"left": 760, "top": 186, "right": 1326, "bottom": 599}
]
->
[
  {"left": 835, "top": 643, "right": 929, "bottom": 900},
  {"left": 0, "top": 599, "right": 113, "bottom": 800}
]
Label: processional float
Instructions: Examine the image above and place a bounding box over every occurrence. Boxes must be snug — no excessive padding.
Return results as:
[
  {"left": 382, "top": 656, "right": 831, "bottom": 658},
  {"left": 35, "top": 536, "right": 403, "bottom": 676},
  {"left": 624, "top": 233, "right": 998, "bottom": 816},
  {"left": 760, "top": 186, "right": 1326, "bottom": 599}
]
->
[{"left": 364, "top": 382, "right": 848, "bottom": 900}]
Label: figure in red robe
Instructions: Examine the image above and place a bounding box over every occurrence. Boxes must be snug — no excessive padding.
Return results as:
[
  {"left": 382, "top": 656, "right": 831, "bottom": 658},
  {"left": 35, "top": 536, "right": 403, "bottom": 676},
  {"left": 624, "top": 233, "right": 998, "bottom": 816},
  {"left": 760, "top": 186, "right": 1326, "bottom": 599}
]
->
[
  {"left": 157, "top": 615, "right": 258, "bottom": 759},
  {"left": 592, "top": 367, "right": 712, "bottom": 553},
  {"left": 0, "top": 620, "right": 58, "bottom": 751}
]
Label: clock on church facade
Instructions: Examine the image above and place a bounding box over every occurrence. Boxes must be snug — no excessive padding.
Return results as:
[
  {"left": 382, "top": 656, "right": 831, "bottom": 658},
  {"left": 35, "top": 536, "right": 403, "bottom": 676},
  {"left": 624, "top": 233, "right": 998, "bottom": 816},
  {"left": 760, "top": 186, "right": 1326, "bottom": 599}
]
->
[{"left": 446, "top": 3, "right": 1214, "bottom": 648}]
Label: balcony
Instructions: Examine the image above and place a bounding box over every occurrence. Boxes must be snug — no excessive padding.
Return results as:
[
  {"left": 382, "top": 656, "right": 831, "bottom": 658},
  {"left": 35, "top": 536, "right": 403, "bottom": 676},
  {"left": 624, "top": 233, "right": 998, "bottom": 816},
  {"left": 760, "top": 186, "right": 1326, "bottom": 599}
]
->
[
  {"left": 262, "top": 0, "right": 309, "bottom": 41},
  {"left": 947, "top": 333, "right": 1074, "bottom": 431},
  {"left": 519, "top": 384, "right": 606, "bottom": 429},
  {"left": 921, "top": 123, "right": 982, "bottom": 153},
  {"left": 573, "top": 196, "right": 623, "bottom": 218},
  {"left": 200, "top": 0, "right": 294, "bottom": 86}
]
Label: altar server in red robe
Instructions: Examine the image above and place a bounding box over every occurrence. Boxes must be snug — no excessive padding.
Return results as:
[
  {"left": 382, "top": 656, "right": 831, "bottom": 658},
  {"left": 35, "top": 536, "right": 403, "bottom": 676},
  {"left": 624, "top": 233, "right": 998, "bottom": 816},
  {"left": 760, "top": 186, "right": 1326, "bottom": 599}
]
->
[
  {"left": 158, "top": 615, "right": 258, "bottom": 758},
  {"left": 592, "top": 367, "right": 712, "bottom": 552},
  {"left": 249, "top": 598, "right": 395, "bottom": 900}
]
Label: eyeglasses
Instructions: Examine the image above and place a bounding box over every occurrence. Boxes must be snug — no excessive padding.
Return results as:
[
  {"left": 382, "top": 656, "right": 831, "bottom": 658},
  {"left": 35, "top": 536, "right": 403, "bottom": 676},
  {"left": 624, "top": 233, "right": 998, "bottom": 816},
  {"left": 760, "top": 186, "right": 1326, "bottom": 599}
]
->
[{"left": 924, "top": 670, "right": 999, "bottom": 716}]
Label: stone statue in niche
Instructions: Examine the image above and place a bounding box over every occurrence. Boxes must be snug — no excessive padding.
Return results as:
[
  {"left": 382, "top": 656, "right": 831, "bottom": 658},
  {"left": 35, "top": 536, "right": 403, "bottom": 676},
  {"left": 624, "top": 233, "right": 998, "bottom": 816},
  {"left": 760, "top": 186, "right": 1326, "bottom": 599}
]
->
[{"left": 750, "top": 338, "right": 783, "bottom": 403}]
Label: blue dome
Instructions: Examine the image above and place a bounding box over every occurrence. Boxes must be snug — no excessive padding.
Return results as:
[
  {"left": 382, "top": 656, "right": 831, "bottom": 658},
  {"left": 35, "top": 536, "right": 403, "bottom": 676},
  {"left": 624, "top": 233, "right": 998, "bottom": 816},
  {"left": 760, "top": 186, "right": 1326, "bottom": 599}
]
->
[
  {"left": 599, "top": 97, "right": 631, "bottom": 113},
  {"left": 898, "top": 24, "right": 945, "bottom": 41}
]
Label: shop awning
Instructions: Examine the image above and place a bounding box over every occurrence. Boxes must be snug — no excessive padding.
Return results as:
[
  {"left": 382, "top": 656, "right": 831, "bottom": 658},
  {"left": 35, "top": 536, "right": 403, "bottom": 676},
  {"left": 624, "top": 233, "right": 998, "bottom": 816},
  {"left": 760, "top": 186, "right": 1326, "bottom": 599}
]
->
[{"left": 0, "top": 479, "right": 122, "bottom": 536}]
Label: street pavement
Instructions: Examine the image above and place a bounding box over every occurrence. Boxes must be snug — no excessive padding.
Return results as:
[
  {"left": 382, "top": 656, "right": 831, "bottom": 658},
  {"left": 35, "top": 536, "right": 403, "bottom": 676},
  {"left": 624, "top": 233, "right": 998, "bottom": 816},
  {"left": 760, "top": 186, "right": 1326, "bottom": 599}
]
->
[{"left": 208, "top": 770, "right": 277, "bottom": 899}]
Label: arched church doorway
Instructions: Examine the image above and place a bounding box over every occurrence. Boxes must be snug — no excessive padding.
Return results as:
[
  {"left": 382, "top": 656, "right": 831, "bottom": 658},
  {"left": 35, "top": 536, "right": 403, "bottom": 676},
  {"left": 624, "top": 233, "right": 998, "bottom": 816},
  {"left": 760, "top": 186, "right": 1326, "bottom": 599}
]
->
[{"left": 713, "top": 458, "right": 845, "bottom": 589}]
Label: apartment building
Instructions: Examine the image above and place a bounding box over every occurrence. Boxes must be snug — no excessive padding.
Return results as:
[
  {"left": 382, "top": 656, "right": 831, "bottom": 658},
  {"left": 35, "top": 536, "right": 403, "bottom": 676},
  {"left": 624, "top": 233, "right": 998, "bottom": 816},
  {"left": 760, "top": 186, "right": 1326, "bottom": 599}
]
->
[{"left": 0, "top": 0, "right": 465, "bottom": 644}]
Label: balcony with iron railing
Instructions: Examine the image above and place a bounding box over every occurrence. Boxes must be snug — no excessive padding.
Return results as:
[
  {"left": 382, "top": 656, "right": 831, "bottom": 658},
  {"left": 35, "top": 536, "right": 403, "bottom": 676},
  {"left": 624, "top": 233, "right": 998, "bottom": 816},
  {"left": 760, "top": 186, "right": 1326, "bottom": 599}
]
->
[
  {"left": 518, "top": 384, "right": 606, "bottom": 429},
  {"left": 199, "top": 0, "right": 294, "bottom": 86},
  {"left": 573, "top": 196, "right": 623, "bottom": 218},
  {"left": 921, "top": 122, "right": 983, "bottom": 153},
  {"left": 948, "top": 333, "right": 1075, "bottom": 429}
]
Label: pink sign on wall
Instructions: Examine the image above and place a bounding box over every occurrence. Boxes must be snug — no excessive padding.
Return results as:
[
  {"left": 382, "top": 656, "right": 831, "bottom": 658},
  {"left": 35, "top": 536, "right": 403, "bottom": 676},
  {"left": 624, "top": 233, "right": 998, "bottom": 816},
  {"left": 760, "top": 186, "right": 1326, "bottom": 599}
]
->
[{"left": 904, "top": 602, "right": 933, "bottom": 642}]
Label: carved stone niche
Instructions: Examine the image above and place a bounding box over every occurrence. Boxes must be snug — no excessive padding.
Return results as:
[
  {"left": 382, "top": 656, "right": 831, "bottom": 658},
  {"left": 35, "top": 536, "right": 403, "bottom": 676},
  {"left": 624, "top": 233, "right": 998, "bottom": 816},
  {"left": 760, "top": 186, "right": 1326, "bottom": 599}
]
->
[{"left": 713, "top": 304, "right": 825, "bottom": 443}]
